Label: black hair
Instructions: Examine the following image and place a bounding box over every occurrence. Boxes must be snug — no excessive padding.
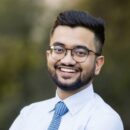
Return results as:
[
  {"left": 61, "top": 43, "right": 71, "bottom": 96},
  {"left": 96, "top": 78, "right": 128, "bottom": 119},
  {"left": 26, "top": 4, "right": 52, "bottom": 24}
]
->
[{"left": 51, "top": 10, "right": 105, "bottom": 54}]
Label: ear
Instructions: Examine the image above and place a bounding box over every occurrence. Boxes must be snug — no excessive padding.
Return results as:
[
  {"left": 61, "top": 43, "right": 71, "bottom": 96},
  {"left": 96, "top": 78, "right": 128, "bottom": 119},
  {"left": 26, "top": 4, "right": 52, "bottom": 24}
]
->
[{"left": 95, "top": 56, "right": 104, "bottom": 75}]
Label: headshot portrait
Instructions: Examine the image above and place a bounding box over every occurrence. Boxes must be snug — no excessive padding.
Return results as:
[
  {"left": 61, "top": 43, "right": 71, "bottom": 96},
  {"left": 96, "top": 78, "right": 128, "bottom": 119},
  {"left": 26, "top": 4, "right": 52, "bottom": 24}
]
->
[{"left": 9, "top": 10, "right": 124, "bottom": 130}]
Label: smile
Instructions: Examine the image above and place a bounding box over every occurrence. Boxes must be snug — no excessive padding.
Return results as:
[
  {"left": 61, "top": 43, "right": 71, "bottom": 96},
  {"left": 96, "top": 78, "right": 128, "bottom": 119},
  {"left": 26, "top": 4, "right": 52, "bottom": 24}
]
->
[
  {"left": 56, "top": 65, "right": 81, "bottom": 73},
  {"left": 60, "top": 68, "right": 76, "bottom": 73}
]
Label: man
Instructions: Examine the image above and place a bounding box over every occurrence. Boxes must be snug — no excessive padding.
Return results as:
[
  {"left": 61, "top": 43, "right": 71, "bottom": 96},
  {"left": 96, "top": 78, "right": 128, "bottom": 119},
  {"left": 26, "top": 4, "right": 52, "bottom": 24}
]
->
[{"left": 9, "top": 10, "right": 124, "bottom": 130}]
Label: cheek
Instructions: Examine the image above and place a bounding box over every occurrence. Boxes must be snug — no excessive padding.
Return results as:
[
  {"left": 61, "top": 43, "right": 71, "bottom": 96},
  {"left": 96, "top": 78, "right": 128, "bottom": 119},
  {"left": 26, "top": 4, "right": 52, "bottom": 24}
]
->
[
  {"left": 47, "top": 55, "right": 56, "bottom": 70},
  {"left": 80, "top": 60, "right": 96, "bottom": 77}
]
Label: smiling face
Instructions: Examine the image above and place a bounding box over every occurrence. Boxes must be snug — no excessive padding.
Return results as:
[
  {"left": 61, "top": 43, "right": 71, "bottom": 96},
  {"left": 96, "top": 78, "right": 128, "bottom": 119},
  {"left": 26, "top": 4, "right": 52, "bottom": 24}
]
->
[{"left": 47, "top": 26, "right": 104, "bottom": 92}]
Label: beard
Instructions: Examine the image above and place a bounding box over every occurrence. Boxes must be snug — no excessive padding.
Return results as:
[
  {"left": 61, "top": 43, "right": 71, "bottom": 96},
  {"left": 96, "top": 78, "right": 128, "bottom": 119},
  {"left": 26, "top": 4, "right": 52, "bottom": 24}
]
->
[{"left": 48, "top": 64, "right": 95, "bottom": 91}]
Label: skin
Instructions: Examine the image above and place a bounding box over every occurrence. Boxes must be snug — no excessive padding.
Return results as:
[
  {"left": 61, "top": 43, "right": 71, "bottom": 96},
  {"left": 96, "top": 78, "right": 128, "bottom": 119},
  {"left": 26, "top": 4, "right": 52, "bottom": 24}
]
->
[{"left": 47, "top": 26, "right": 104, "bottom": 99}]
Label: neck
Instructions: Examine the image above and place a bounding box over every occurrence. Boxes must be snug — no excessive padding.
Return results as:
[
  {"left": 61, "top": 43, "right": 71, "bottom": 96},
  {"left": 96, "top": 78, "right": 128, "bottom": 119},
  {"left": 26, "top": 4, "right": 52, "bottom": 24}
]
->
[{"left": 56, "top": 83, "right": 91, "bottom": 100}]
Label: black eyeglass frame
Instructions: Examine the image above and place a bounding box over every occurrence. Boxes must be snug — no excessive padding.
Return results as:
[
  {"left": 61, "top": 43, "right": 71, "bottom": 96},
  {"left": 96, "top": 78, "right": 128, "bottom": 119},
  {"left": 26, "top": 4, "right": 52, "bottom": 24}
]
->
[{"left": 49, "top": 45, "right": 101, "bottom": 63}]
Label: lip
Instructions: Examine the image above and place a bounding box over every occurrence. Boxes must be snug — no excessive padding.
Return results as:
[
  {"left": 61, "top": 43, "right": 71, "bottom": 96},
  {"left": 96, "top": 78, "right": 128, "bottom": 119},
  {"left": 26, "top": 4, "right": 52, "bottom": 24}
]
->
[
  {"left": 55, "top": 65, "right": 81, "bottom": 79},
  {"left": 56, "top": 65, "right": 81, "bottom": 72},
  {"left": 60, "top": 67, "right": 76, "bottom": 73}
]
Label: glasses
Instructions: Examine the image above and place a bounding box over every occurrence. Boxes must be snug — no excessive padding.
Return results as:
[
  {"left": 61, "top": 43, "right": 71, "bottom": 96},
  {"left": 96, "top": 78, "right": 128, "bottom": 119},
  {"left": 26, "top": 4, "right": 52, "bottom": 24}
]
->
[{"left": 49, "top": 45, "right": 101, "bottom": 63}]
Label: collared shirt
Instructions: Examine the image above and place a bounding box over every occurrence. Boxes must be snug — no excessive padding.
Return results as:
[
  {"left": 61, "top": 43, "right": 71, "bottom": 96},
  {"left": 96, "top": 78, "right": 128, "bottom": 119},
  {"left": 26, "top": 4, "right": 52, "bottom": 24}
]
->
[{"left": 9, "top": 84, "right": 124, "bottom": 130}]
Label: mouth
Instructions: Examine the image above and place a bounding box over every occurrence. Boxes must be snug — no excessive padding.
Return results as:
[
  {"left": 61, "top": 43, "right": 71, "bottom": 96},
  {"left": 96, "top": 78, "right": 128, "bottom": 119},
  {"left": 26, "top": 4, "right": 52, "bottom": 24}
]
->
[
  {"left": 55, "top": 65, "right": 81, "bottom": 79},
  {"left": 56, "top": 65, "right": 80, "bottom": 73},
  {"left": 60, "top": 68, "right": 76, "bottom": 73}
]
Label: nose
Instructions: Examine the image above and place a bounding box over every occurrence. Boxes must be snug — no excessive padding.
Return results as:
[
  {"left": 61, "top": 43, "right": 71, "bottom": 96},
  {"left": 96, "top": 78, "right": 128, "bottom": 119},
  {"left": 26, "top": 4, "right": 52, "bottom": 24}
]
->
[{"left": 60, "top": 50, "right": 76, "bottom": 65}]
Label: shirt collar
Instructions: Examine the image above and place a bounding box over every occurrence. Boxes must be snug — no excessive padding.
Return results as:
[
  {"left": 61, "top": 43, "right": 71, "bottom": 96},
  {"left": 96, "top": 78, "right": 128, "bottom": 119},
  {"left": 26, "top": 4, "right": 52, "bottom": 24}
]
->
[
  {"left": 48, "top": 83, "right": 94, "bottom": 115},
  {"left": 64, "top": 83, "right": 94, "bottom": 115},
  {"left": 48, "top": 97, "right": 61, "bottom": 113}
]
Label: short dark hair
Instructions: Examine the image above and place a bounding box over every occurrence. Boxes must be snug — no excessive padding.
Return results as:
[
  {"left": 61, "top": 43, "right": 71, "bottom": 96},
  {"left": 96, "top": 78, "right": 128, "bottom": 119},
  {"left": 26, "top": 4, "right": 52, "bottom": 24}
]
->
[{"left": 51, "top": 10, "right": 105, "bottom": 54}]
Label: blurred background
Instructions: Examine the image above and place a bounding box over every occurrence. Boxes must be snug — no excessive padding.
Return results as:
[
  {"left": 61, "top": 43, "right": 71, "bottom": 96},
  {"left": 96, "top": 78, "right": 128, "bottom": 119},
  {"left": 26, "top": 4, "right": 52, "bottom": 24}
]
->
[{"left": 0, "top": 0, "right": 129, "bottom": 129}]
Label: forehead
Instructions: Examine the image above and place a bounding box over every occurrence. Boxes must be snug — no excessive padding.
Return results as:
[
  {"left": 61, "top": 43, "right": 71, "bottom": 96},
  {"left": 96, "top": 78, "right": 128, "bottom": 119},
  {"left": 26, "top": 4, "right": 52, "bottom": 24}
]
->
[{"left": 50, "top": 26, "right": 95, "bottom": 49}]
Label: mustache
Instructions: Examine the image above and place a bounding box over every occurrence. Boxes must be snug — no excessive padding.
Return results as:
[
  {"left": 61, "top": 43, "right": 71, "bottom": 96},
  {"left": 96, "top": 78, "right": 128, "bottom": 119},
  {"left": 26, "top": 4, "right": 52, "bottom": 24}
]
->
[{"left": 55, "top": 64, "right": 82, "bottom": 72}]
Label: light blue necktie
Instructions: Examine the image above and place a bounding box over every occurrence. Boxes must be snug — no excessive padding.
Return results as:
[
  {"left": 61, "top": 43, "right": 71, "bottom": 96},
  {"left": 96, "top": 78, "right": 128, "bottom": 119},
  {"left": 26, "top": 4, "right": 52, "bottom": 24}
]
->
[{"left": 48, "top": 101, "right": 68, "bottom": 130}]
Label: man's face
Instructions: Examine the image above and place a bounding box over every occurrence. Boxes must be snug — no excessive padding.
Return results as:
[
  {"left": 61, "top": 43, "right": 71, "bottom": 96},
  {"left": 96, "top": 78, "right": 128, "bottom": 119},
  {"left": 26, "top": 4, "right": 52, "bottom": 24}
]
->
[{"left": 47, "top": 26, "right": 104, "bottom": 91}]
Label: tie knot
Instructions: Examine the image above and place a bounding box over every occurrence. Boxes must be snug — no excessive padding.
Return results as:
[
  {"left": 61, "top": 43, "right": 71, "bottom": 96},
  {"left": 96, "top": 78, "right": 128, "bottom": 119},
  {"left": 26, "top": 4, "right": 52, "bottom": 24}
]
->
[{"left": 55, "top": 101, "right": 68, "bottom": 116}]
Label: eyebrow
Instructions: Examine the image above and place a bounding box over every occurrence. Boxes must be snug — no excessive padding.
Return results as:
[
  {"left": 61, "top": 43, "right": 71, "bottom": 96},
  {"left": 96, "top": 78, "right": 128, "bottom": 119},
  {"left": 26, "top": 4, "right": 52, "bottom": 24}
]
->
[
  {"left": 52, "top": 42, "right": 65, "bottom": 46},
  {"left": 74, "top": 45, "right": 88, "bottom": 50},
  {"left": 52, "top": 42, "right": 88, "bottom": 49}
]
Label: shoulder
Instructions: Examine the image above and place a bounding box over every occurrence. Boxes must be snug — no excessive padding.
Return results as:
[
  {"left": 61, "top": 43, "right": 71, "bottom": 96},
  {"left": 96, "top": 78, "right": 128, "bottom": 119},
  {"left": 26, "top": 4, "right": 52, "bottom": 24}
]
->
[
  {"left": 20, "top": 97, "right": 56, "bottom": 116},
  {"left": 87, "top": 94, "right": 124, "bottom": 130},
  {"left": 93, "top": 94, "right": 120, "bottom": 116}
]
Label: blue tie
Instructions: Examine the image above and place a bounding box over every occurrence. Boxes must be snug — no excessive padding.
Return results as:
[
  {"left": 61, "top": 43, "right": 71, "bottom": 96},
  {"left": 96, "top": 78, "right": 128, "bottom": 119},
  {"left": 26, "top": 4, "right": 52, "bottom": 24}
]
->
[{"left": 48, "top": 101, "right": 68, "bottom": 130}]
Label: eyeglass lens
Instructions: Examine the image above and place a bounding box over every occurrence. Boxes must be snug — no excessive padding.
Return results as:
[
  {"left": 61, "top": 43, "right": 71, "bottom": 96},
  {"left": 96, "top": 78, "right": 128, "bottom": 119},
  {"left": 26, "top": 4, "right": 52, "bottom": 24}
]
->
[{"left": 51, "top": 45, "right": 88, "bottom": 62}]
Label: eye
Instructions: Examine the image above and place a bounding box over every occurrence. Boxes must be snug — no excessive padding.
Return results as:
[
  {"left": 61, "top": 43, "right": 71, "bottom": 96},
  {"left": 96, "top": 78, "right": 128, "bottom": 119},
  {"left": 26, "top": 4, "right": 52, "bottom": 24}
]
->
[
  {"left": 53, "top": 46, "right": 65, "bottom": 54},
  {"left": 74, "top": 48, "right": 88, "bottom": 57}
]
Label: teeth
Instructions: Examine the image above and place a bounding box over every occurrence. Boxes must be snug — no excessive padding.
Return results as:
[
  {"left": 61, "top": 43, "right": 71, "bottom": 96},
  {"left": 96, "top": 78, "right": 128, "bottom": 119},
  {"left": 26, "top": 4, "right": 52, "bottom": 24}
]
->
[{"left": 60, "top": 68, "right": 76, "bottom": 73}]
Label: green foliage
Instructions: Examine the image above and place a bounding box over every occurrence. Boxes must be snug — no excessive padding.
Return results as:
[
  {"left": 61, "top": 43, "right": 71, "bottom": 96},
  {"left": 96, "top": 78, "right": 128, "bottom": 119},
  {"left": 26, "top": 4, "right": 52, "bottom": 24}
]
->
[
  {"left": 0, "top": 0, "right": 46, "bottom": 129},
  {"left": 0, "top": 0, "right": 130, "bottom": 130},
  {"left": 0, "top": 37, "right": 44, "bottom": 129}
]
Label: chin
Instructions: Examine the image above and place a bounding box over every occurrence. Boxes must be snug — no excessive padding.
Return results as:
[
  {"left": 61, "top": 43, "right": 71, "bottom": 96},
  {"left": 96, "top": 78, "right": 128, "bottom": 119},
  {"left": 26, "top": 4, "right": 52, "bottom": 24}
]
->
[
  {"left": 48, "top": 68, "right": 94, "bottom": 91},
  {"left": 53, "top": 76, "right": 88, "bottom": 91}
]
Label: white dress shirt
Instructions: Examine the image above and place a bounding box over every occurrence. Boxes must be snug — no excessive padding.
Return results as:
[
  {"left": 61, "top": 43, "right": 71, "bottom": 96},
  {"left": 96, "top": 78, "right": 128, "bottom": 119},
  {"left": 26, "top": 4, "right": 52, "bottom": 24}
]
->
[{"left": 9, "top": 84, "right": 124, "bottom": 130}]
